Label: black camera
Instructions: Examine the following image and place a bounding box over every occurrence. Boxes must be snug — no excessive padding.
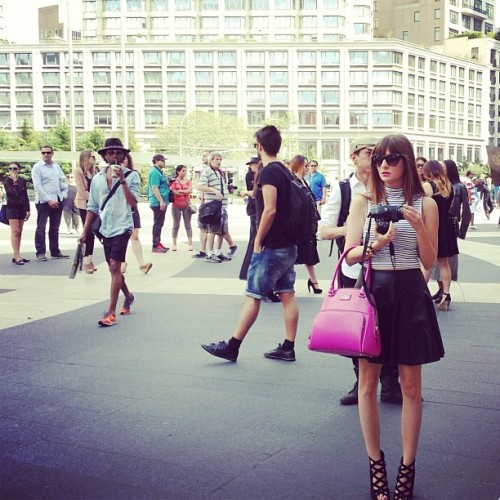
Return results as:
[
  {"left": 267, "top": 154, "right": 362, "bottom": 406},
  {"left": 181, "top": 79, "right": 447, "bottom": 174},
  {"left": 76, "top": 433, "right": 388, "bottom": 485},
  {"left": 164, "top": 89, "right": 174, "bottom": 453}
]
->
[{"left": 369, "top": 204, "right": 404, "bottom": 234}]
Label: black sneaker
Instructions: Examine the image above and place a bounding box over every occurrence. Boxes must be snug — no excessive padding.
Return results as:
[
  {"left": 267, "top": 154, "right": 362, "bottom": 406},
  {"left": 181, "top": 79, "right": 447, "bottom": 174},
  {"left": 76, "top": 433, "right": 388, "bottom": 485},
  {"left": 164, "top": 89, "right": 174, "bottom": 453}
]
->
[
  {"left": 339, "top": 382, "right": 358, "bottom": 406},
  {"left": 227, "top": 245, "right": 238, "bottom": 257},
  {"left": 192, "top": 251, "right": 207, "bottom": 259},
  {"left": 217, "top": 254, "right": 232, "bottom": 261},
  {"left": 205, "top": 254, "right": 222, "bottom": 263},
  {"left": 201, "top": 341, "right": 238, "bottom": 362},
  {"left": 263, "top": 343, "right": 296, "bottom": 362}
]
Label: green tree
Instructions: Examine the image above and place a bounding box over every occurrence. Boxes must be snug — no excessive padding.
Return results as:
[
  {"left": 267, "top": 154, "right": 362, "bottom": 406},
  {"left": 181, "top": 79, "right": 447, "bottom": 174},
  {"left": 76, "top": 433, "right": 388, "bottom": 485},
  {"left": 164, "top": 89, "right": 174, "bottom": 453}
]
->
[
  {"left": 153, "top": 110, "right": 250, "bottom": 161},
  {"left": 76, "top": 128, "right": 106, "bottom": 152},
  {"left": 17, "top": 120, "right": 39, "bottom": 150},
  {"left": 0, "top": 131, "right": 18, "bottom": 150},
  {"left": 42, "top": 121, "right": 71, "bottom": 150}
]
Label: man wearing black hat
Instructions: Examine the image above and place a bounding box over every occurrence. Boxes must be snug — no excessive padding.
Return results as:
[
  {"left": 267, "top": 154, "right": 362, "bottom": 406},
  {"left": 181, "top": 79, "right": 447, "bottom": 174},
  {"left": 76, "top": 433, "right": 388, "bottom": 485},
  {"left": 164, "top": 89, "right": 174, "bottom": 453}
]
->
[
  {"left": 148, "top": 153, "right": 170, "bottom": 253},
  {"left": 79, "top": 138, "right": 141, "bottom": 327}
]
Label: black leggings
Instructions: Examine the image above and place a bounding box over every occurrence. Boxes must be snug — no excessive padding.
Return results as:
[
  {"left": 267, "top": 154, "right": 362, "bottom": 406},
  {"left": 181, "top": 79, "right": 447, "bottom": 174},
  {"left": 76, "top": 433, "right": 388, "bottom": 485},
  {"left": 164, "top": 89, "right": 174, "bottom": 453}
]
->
[{"left": 79, "top": 209, "right": 95, "bottom": 257}]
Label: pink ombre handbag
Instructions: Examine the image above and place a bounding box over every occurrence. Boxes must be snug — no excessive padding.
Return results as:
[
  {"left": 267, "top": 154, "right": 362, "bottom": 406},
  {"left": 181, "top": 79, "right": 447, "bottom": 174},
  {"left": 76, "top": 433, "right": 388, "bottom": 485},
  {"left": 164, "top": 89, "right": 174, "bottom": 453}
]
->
[{"left": 308, "top": 245, "right": 380, "bottom": 357}]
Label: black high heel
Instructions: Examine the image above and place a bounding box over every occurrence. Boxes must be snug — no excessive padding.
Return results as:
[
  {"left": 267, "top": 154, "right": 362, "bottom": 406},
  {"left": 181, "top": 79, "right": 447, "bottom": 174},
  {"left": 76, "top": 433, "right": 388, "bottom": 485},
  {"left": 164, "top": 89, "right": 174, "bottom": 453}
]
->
[
  {"left": 437, "top": 293, "right": 451, "bottom": 311},
  {"left": 369, "top": 450, "right": 390, "bottom": 500},
  {"left": 431, "top": 288, "right": 443, "bottom": 303},
  {"left": 307, "top": 279, "right": 322, "bottom": 294},
  {"left": 394, "top": 457, "right": 415, "bottom": 499}
]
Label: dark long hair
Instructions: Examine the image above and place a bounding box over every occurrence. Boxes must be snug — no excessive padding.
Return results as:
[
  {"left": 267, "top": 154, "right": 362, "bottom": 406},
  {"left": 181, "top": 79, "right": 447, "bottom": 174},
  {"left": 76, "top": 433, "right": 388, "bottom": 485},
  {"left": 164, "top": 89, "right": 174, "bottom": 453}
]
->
[
  {"left": 442, "top": 159, "right": 460, "bottom": 184},
  {"left": 175, "top": 164, "right": 187, "bottom": 178},
  {"left": 369, "top": 134, "right": 424, "bottom": 206}
]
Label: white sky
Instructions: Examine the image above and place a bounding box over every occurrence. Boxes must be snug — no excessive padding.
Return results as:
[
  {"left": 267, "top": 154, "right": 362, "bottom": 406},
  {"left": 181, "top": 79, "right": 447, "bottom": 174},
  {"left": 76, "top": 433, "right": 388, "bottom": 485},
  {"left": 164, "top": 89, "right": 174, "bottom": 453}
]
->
[{"left": 4, "top": 0, "right": 82, "bottom": 44}]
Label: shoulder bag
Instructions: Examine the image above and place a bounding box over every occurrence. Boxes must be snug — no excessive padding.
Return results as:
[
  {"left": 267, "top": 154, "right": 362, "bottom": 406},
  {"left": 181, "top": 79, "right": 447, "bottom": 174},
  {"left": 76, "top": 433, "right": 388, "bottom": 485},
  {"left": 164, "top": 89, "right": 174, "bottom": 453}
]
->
[
  {"left": 0, "top": 195, "right": 7, "bottom": 225},
  {"left": 308, "top": 239, "right": 381, "bottom": 357},
  {"left": 91, "top": 171, "right": 131, "bottom": 241},
  {"left": 199, "top": 169, "right": 223, "bottom": 224}
]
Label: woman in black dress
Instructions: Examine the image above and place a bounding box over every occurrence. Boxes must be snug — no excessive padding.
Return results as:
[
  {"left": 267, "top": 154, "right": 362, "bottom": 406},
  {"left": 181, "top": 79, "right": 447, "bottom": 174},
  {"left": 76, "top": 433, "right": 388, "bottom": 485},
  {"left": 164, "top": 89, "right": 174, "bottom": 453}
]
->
[
  {"left": 3, "top": 162, "right": 31, "bottom": 265},
  {"left": 289, "top": 155, "right": 322, "bottom": 293},
  {"left": 422, "top": 160, "right": 458, "bottom": 311}
]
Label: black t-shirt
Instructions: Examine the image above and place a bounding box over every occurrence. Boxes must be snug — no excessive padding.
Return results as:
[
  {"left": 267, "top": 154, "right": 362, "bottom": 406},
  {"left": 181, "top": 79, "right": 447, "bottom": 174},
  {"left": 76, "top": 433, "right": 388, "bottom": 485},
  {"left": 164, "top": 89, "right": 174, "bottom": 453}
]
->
[{"left": 255, "top": 162, "right": 295, "bottom": 249}]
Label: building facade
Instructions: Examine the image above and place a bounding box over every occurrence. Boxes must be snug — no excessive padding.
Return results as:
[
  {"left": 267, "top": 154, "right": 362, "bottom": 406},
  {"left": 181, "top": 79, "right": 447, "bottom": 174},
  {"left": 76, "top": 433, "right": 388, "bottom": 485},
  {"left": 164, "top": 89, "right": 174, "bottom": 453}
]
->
[
  {"left": 0, "top": 37, "right": 488, "bottom": 177},
  {"left": 374, "top": 0, "right": 495, "bottom": 46}
]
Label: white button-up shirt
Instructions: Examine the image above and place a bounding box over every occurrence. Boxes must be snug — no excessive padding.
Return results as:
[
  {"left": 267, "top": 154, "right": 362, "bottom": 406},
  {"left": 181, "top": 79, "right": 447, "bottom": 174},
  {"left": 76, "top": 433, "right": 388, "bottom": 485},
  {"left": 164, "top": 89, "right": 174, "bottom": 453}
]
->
[{"left": 32, "top": 160, "right": 68, "bottom": 204}]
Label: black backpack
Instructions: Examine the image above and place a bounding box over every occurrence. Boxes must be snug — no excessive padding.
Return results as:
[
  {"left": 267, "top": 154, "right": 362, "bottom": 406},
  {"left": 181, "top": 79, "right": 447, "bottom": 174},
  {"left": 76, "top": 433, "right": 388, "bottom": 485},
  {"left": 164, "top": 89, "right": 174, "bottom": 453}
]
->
[
  {"left": 274, "top": 162, "right": 319, "bottom": 244},
  {"left": 329, "top": 177, "right": 352, "bottom": 256}
]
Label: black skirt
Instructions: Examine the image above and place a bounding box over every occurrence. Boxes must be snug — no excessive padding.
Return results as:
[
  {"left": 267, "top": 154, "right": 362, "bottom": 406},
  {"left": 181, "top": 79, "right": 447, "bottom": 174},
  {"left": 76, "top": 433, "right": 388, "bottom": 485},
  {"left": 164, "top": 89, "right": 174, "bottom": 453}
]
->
[
  {"left": 295, "top": 235, "right": 319, "bottom": 266},
  {"left": 367, "top": 269, "right": 445, "bottom": 366}
]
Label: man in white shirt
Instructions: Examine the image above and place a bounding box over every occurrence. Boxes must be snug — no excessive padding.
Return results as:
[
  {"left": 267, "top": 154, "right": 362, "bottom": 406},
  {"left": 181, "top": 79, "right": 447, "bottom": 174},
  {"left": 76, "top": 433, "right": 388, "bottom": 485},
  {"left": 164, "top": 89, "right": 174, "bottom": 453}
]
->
[
  {"left": 319, "top": 135, "right": 402, "bottom": 406},
  {"left": 32, "top": 145, "right": 69, "bottom": 261}
]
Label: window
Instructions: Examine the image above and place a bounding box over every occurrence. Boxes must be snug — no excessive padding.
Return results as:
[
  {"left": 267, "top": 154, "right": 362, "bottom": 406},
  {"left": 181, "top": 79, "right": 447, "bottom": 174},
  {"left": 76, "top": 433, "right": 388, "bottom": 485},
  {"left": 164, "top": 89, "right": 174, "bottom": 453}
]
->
[
  {"left": 301, "top": 0, "right": 317, "bottom": 8},
  {"left": 321, "top": 71, "right": 340, "bottom": 85},
  {"left": 115, "top": 71, "right": 134, "bottom": 86},
  {"left": 350, "top": 71, "right": 368, "bottom": 85},
  {"left": 93, "top": 71, "right": 111, "bottom": 85},
  {"left": 301, "top": 16, "right": 317, "bottom": 28},
  {"left": 44, "top": 111, "right": 60, "bottom": 126},
  {"left": 275, "top": 16, "right": 293, "bottom": 28},
  {"left": 251, "top": 16, "right": 269, "bottom": 28},
  {"left": 373, "top": 112, "right": 393, "bottom": 126},
  {"left": 195, "top": 71, "right": 214, "bottom": 85},
  {"left": 167, "top": 71, "right": 186, "bottom": 85},
  {"left": 270, "top": 90, "right": 288, "bottom": 105},
  {"left": 270, "top": 71, "right": 288, "bottom": 85},
  {"left": 275, "top": 0, "right": 291, "bottom": 7},
  {"left": 175, "top": 0, "right": 193, "bottom": 10},
  {"left": 219, "top": 91, "right": 237, "bottom": 105},
  {"left": 42, "top": 72, "right": 60, "bottom": 85},
  {"left": 195, "top": 52, "right": 213, "bottom": 65},
  {"left": 251, "top": 0, "right": 269, "bottom": 9},
  {"left": 321, "top": 51, "right": 340, "bottom": 65},
  {"left": 324, "top": 0, "right": 339, "bottom": 7},
  {"left": 151, "top": 0, "right": 168, "bottom": 8},
  {"left": 195, "top": 90, "right": 214, "bottom": 104},
  {"left": 414, "top": 11, "right": 420, "bottom": 22},
  {"left": 92, "top": 52, "right": 111, "bottom": 65},
  {"left": 269, "top": 52, "right": 288, "bottom": 66},
  {"left": 103, "top": 0, "right": 120, "bottom": 11},
  {"left": 298, "top": 52, "right": 316, "bottom": 65},
  {"left": 322, "top": 110, "right": 340, "bottom": 126},
  {"left": 435, "top": 8, "right": 440, "bottom": 19},
  {"left": 144, "top": 52, "right": 162, "bottom": 65},
  {"left": 166, "top": 52, "right": 185, "bottom": 65},
  {"left": 247, "top": 110, "right": 265, "bottom": 125},
  {"left": 225, "top": 16, "right": 243, "bottom": 28},
  {"left": 247, "top": 52, "right": 265, "bottom": 65},
  {"left": 321, "top": 90, "right": 340, "bottom": 104},
  {"left": 167, "top": 90, "right": 186, "bottom": 103},
  {"left": 449, "top": 10, "right": 458, "bottom": 24},
  {"left": 225, "top": 0, "right": 243, "bottom": 8},
  {"left": 219, "top": 71, "right": 237, "bottom": 85},
  {"left": 434, "top": 27, "right": 441, "bottom": 42},
  {"left": 202, "top": 0, "right": 217, "bottom": 9},
  {"left": 298, "top": 71, "right": 316, "bottom": 85},
  {"left": 402, "top": 30, "right": 408, "bottom": 41},
  {"left": 349, "top": 90, "right": 368, "bottom": 104},
  {"left": 16, "top": 73, "right": 32, "bottom": 85},
  {"left": 0, "top": 91, "right": 9, "bottom": 105},
  {"left": 298, "top": 111, "right": 316, "bottom": 125},
  {"left": 144, "top": 90, "right": 163, "bottom": 104},
  {"left": 247, "top": 72, "right": 265, "bottom": 85},
  {"left": 219, "top": 52, "right": 236, "bottom": 66},
  {"left": 324, "top": 16, "right": 343, "bottom": 28},
  {"left": 15, "top": 91, "right": 32, "bottom": 105},
  {"left": 350, "top": 110, "right": 368, "bottom": 126},
  {"left": 145, "top": 110, "right": 163, "bottom": 126},
  {"left": 42, "top": 53, "right": 60, "bottom": 65},
  {"left": 15, "top": 53, "right": 31, "bottom": 66},
  {"left": 354, "top": 23, "right": 370, "bottom": 34},
  {"left": 298, "top": 90, "right": 316, "bottom": 105},
  {"left": 247, "top": 90, "right": 265, "bottom": 104},
  {"left": 93, "top": 91, "right": 111, "bottom": 105},
  {"left": 0, "top": 54, "right": 8, "bottom": 66},
  {"left": 144, "top": 71, "right": 162, "bottom": 85},
  {"left": 127, "top": 0, "right": 144, "bottom": 10},
  {"left": 350, "top": 51, "right": 368, "bottom": 65}
]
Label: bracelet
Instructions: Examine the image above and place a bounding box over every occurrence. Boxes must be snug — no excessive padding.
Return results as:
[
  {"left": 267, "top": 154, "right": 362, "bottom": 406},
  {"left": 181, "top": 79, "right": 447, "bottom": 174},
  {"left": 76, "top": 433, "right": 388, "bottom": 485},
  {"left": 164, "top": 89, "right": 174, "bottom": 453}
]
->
[{"left": 368, "top": 242, "right": 377, "bottom": 254}]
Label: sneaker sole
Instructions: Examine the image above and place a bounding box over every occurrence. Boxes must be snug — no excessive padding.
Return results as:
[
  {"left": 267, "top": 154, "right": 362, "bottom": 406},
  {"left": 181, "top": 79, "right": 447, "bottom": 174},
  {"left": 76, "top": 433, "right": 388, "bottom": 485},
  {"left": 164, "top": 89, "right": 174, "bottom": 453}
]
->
[
  {"left": 98, "top": 320, "right": 117, "bottom": 327},
  {"left": 201, "top": 344, "right": 237, "bottom": 362},
  {"left": 263, "top": 353, "right": 296, "bottom": 362}
]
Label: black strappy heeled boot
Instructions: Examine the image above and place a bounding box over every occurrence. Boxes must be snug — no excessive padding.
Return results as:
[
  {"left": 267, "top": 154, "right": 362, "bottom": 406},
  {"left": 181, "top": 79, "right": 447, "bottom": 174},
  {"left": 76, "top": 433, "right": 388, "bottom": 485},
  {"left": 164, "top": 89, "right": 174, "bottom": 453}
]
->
[
  {"left": 369, "top": 450, "right": 390, "bottom": 500},
  {"left": 394, "top": 457, "right": 415, "bottom": 499}
]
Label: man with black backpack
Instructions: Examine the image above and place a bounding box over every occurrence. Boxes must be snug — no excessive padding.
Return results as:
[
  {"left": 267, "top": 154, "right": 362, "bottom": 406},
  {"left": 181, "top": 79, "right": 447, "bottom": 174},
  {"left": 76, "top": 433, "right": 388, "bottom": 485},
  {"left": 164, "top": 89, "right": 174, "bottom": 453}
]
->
[
  {"left": 319, "top": 136, "right": 402, "bottom": 406},
  {"left": 201, "top": 125, "right": 299, "bottom": 363}
]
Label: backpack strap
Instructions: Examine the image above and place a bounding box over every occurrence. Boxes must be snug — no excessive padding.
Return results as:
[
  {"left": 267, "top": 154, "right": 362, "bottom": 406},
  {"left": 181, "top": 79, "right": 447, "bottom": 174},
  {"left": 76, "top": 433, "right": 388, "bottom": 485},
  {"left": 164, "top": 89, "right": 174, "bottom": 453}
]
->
[{"left": 329, "top": 177, "right": 352, "bottom": 257}]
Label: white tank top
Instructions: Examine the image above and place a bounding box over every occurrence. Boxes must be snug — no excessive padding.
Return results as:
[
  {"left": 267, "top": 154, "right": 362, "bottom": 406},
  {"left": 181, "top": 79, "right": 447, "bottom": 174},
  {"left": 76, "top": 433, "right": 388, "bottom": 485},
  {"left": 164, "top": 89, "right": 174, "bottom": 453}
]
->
[{"left": 363, "top": 186, "right": 423, "bottom": 270}]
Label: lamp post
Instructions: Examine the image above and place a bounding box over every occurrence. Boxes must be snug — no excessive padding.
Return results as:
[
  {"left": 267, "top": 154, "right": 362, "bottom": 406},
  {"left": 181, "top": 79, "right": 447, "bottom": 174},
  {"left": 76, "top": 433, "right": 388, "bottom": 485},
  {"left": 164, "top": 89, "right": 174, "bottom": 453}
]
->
[
  {"left": 120, "top": 0, "right": 128, "bottom": 147},
  {"left": 66, "top": 0, "right": 76, "bottom": 154},
  {"left": 179, "top": 111, "right": 190, "bottom": 157}
]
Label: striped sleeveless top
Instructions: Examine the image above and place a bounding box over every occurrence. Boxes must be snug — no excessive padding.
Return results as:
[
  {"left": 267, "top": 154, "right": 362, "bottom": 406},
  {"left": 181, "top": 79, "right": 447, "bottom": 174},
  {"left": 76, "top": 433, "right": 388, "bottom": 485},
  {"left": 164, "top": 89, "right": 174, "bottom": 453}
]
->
[{"left": 363, "top": 186, "right": 423, "bottom": 270}]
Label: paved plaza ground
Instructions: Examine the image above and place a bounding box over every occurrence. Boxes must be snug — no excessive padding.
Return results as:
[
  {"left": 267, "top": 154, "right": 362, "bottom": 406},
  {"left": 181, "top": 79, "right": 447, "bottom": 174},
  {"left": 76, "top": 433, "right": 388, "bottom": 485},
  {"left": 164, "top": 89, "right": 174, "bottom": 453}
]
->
[{"left": 0, "top": 202, "right": 499, "bottom": 499}]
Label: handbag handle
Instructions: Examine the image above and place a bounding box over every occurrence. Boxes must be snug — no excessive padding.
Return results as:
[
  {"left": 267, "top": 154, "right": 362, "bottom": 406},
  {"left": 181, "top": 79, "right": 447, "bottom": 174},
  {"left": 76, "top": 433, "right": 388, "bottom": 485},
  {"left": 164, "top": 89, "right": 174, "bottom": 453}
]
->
[{"left": 329, "top": 244, "right": 370, "bottom": 291}]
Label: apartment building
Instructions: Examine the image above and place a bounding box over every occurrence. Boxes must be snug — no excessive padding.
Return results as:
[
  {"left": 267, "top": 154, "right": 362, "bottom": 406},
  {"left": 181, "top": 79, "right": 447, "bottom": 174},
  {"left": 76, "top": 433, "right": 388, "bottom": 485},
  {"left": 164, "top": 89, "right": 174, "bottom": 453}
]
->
[
  {"left": 81, "top": 0, "right": 374, "bottom": 44},
  {"left": 0, "top": 37, "right": 488, "bottom": 176},
  {"left": 374, "top": 0, "right": 495, "bottom": 46}
]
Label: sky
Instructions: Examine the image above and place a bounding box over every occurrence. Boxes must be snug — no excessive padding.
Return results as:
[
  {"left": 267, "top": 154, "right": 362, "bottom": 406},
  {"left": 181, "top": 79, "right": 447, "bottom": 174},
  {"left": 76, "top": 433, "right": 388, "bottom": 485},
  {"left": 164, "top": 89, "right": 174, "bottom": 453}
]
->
[
  {"left": 3, "top": 0, "right": 500, "bottom": 45},
  {"left": 4, "top": 0, "right": 82, "bottom": 44}
]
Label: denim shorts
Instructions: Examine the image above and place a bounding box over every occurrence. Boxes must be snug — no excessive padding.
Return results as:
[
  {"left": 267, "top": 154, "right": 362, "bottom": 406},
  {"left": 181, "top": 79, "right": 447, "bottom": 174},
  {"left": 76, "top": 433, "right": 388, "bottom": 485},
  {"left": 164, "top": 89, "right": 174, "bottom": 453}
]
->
[{"left": 246, "top": 245, "right": 297, "bottom": 300}]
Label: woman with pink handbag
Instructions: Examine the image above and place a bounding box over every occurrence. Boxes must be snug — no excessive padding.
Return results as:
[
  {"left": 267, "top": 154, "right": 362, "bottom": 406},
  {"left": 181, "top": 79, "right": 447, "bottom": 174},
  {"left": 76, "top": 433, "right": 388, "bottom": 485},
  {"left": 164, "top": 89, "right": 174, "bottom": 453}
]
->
[{"left": 344, "top": 134, "right": 444, "bottom": 500}]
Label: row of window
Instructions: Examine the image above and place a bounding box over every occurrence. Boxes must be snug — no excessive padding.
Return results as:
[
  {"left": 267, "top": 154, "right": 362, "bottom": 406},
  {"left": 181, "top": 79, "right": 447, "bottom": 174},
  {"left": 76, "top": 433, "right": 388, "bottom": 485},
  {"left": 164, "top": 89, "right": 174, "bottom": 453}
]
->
[
  {"left": 84, "top": 0, "right": 351, "bottom": 13},
  {"left": 1, "top": 51, "right": 484, "bottom": 85}
]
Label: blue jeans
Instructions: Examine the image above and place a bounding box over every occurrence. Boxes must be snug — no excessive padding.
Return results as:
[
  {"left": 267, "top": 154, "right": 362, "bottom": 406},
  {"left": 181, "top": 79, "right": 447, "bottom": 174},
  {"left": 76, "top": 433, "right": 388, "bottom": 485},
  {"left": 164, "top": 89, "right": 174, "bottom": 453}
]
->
[
  {"left": 35, "top": 201, "right": 64, "bottom": 256},
  {"left": 246, "top": 245, "right": 297, "bottom": 300}
]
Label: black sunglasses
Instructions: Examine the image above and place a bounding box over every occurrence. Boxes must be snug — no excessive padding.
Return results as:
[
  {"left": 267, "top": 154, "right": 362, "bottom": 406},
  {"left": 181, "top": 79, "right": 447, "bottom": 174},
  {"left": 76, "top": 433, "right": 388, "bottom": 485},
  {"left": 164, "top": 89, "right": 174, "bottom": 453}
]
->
[
  {"left": 371, "top": 153, "right": 405, "bottom": 168},
  {"left": 8, "top": 166, "right": 19, "bottom": 171},
  {"left": 41, "top": 151, "right": 53, "bottom": 155}
]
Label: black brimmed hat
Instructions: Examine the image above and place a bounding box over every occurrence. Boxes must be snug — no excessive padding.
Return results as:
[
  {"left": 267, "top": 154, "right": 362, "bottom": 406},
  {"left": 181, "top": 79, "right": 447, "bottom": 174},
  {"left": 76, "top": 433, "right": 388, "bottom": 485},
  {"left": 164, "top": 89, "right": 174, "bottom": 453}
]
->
[{"left": 98, "top": 137, "right": 130, "bottom": 156}]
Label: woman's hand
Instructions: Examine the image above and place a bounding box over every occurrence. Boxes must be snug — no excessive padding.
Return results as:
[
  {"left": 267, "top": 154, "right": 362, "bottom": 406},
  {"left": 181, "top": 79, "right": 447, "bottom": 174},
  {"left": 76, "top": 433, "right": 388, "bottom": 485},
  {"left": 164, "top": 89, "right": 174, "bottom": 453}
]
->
[
  {"left": 402, "top": 204, "right": 425, "bottom": 232},
  {"left": 371, "top": 221, "right": 396, "bottom": 252}
]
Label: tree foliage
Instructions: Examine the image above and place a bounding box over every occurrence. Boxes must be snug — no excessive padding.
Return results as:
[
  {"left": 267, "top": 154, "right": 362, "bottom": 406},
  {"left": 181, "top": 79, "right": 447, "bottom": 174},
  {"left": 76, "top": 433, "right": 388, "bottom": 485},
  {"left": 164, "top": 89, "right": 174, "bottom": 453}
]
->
[
  {"left": 153, "top": 111, "right": 252, "bottom": 162},
  {"left": 77, "top": 128, "right": 106, "bottom": 153}
]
